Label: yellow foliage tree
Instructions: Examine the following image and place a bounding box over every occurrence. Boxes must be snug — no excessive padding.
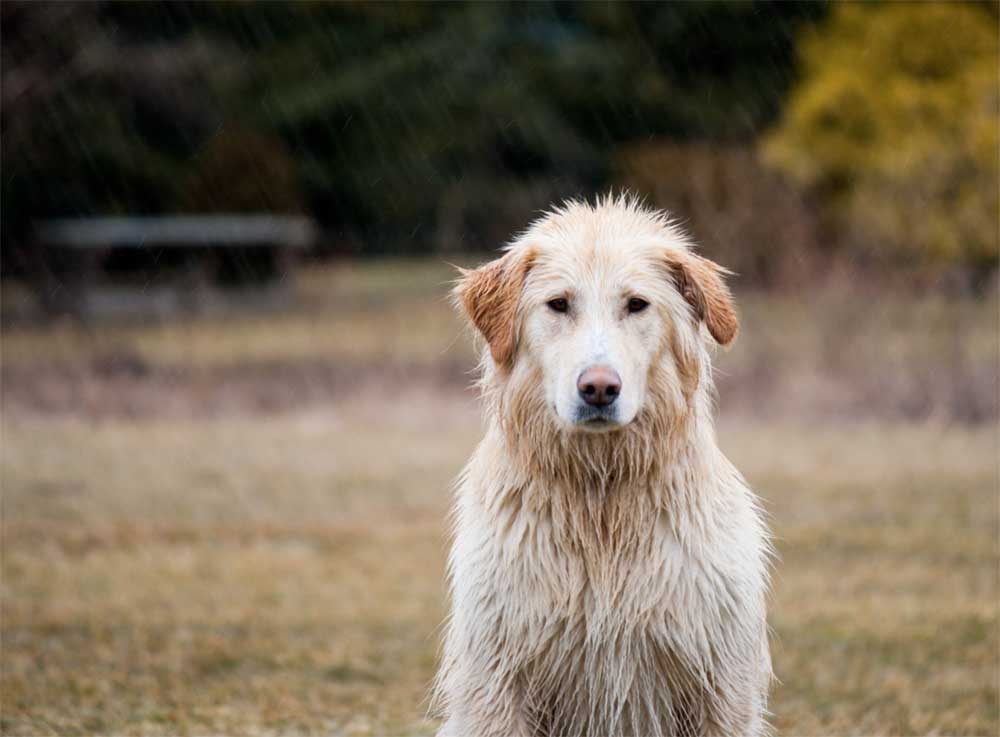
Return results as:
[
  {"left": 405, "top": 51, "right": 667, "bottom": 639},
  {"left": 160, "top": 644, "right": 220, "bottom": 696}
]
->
[{"left": 763, "top": 2, "right": 998, "bottom": 274}]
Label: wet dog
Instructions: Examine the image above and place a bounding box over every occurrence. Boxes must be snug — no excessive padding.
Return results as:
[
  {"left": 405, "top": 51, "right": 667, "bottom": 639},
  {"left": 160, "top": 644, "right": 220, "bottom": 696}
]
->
[{"left": 435, "top": 196, "right": 772, "bottom": 737}]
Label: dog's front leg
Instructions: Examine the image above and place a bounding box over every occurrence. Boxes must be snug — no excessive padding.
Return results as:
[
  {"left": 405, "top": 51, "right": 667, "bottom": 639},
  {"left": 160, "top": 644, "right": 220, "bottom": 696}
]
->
[
  {"left": 698, "top": 663, "right": 772, "bottom": 737},
  {"left": 435, "top": 662, "right": 531, "bottom": 737}
]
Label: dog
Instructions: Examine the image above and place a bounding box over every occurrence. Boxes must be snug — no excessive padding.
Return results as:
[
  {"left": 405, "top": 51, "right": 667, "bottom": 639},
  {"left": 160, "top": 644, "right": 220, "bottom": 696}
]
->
[{"left": 434, "top": 196, "right": 772, "bottom": 737}]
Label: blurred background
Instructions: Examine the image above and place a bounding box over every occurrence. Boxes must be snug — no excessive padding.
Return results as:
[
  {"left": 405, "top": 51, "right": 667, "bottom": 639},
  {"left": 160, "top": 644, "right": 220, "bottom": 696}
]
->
[{"left": 1, "top": 2, "right": 997, "bottom": 735}]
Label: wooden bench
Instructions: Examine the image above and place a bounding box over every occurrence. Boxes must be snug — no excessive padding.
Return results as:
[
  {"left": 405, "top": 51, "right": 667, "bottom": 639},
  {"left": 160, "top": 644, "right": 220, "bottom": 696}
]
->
[{"left": 32, "top": 215, "right": 317, "bottom": 318}]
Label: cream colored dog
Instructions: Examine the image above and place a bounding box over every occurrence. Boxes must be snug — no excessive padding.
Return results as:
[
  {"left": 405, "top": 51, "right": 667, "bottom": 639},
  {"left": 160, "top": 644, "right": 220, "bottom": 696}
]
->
[{"left": 435, "top": 196, "right": 772, "bottom": 737}]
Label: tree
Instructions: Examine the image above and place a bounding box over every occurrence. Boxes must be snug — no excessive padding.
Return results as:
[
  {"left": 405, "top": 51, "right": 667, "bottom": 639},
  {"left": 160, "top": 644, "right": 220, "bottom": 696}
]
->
[
  {"left": 248, "top": 1, "right": 823, "bottom": 252},
  {"left": 762, "top": 2, "right": 999, "bottom": 276},
  {"left": 2, "top": 1, "right": 823, "bottom": 264}
]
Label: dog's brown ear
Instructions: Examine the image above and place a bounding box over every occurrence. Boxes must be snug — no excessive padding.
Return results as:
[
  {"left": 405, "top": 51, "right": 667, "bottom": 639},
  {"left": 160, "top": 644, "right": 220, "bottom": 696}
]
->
[
  {"left": 668, "top": 252, "right": 739, "bottom": 346},
  {"left": 454, "top": 249, "right": 534, "bottom": 367}
]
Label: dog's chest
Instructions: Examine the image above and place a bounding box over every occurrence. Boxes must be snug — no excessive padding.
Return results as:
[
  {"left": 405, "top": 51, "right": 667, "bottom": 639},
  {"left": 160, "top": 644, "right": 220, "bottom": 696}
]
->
[
  {"left": 490, "top": 510, "right": 722, "bottom": 734},
  {"left": 448, "top": 453, "right": 769, "bottom": 736},
  {"left": 491, "top": 500, "right": 723, "bottom": 652}
]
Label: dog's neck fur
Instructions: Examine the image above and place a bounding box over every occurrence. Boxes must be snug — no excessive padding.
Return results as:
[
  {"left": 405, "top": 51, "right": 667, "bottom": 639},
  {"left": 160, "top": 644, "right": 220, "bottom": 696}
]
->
[
  {"left": 447, "top": 352, "right": 767, "bottom": 737},
  {"left": 477, "top": 347, "right": 726, "bottom": 557}
]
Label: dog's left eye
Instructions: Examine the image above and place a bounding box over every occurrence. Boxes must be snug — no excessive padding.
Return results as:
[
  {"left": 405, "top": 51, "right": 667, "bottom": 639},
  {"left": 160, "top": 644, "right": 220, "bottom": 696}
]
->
[
  {"left": 547, "top": 298, "right": 569, "bottom": 313},
  {"left": 627, "top": 297, "right": 650, "bottom": 314}
]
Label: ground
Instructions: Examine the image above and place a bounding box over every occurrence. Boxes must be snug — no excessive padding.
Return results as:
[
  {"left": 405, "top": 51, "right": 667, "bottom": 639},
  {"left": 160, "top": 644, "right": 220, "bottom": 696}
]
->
[{"left": 2, "top": 261, "right": 997, "bottom": 736}]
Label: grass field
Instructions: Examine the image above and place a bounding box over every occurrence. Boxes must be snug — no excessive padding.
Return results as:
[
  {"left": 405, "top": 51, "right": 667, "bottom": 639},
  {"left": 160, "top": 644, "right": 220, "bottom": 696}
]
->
[{"left": 2, "top": 261, "right": 998, "bottom": 735}]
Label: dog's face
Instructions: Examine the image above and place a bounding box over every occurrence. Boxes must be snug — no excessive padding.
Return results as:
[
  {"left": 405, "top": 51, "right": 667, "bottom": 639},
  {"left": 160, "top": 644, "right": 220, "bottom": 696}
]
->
[
  {"left": 457, "top": 198, "right": 737, "bottom": 434},
  {"left": 519, "top": 247, "right": 670, "bottom": 431}
]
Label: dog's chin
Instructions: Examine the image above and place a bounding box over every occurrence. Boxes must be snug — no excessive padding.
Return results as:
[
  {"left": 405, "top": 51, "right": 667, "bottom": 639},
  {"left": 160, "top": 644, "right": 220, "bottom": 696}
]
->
[
  {"left": 575, "top": 418, "right": 622, "bottom": 434},
  {"left": 563, "top": 406, "right": 632, "bottom": 434}
]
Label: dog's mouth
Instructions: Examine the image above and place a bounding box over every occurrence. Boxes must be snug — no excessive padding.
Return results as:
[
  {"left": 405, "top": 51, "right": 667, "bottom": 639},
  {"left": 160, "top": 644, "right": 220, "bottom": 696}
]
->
[{"left": 573, "top": 406, "right": 622, "bottom": 432}]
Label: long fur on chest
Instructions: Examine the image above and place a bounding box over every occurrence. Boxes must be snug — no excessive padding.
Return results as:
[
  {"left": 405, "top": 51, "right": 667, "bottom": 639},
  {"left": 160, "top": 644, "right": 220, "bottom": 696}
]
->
[{"left": 438, "top": 400, "right": 771, "bottom": 737}]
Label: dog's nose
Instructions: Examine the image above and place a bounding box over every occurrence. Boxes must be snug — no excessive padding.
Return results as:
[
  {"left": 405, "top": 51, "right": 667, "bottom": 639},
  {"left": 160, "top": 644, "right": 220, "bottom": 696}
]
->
[{"left": 577, "top": 366, "right": 621, "bottom": 407}]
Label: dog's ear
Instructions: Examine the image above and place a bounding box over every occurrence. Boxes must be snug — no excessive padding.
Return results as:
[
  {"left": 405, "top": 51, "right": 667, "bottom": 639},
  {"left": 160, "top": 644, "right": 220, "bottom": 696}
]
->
[
  {"left": 667, "top": 252, "right": 738, "bottom": 346},
  {"left": 454, "top": 248, "right": 534, "bottom": 368}
]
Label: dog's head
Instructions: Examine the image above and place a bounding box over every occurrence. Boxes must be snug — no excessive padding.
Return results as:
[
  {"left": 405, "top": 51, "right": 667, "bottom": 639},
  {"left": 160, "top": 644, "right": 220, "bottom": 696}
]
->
[{"left": 455, "top": 197, "right": 737, "bottom": 436}]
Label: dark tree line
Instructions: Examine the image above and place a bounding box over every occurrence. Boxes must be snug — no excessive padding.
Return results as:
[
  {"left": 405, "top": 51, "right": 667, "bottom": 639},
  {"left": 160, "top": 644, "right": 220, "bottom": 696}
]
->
[{"left": 2, "top": 1, "right": 825, "bottom": 270}]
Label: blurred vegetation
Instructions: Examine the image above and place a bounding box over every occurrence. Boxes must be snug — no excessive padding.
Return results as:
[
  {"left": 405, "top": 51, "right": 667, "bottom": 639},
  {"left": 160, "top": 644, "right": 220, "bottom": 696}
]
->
[
  {"left": 2, "top": 1, "right": 996, "bottom": 286},
  {"left": 2, "top": 1, "right": 822, "bottom": 263},
  {"left": 763, "top": 2, "right": 999, "bottom": 281},
  {"left": 176, "top": 129, "right": 304, "bottom": 214},
  {"left": 615, "top": 143, "right": 820, "bottom": 288}
]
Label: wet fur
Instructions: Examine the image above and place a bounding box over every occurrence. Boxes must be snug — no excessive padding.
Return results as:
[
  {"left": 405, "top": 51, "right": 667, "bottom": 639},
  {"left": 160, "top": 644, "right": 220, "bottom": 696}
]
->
[{"left": 435, "top": 196, "right": 772, "bottom": 737}]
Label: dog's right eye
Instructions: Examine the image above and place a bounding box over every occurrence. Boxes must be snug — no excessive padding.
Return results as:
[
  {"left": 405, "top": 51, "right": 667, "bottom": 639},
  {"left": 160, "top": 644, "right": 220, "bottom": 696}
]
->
[
  {"left": 627, "top": 297, "right": 650, "bottom": 314},
  {"left": 547, "top": 298, "right": 569, "bottom": 313}
]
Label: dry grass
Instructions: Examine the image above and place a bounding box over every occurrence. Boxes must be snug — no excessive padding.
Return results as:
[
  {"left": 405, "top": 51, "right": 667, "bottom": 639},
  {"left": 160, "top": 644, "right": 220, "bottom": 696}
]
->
[
  {"left": 1, "top": 261, "right": 469, "bottom": 369},
  {"left": 2, "top": 401, "right": 473, "bottom": 736},
  {"left": 3, "top": 260, "right": 995, "bottom": 422},
  {"left": 1, "top": 260, "right": 998, "bottom": 735},
  {"left": 3, "top": 414, "right": 995, "bottom": 736}
]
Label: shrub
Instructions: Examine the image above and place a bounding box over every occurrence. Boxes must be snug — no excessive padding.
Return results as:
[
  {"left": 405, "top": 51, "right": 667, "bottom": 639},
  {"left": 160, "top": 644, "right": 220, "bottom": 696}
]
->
[
  {"left": 762, "top": 2, "right": 999, "bottom": 277},
  {"left": 176, "top": 129, "right": 303, "bottom": 213},
  {"left": 615, "top": 142, "right": 821, "bottom": 288}
]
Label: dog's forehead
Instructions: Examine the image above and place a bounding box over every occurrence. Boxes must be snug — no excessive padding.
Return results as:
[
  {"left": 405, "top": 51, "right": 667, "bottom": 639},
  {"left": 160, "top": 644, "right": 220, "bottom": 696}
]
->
[
  {"left": 528, "top": 241, "right": 655, "bottom": 287},
  {"left": 519, "top": 202, "right": 688, "bottom": 287}
]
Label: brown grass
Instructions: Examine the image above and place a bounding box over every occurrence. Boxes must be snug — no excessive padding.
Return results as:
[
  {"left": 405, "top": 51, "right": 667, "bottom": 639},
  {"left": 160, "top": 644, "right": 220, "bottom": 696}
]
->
[
  {"left": 3, "top": 260, "right": 995, "bottom": 423},
  {"left": 1, "top": 260, "right": 997, "bottom": 735}
]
